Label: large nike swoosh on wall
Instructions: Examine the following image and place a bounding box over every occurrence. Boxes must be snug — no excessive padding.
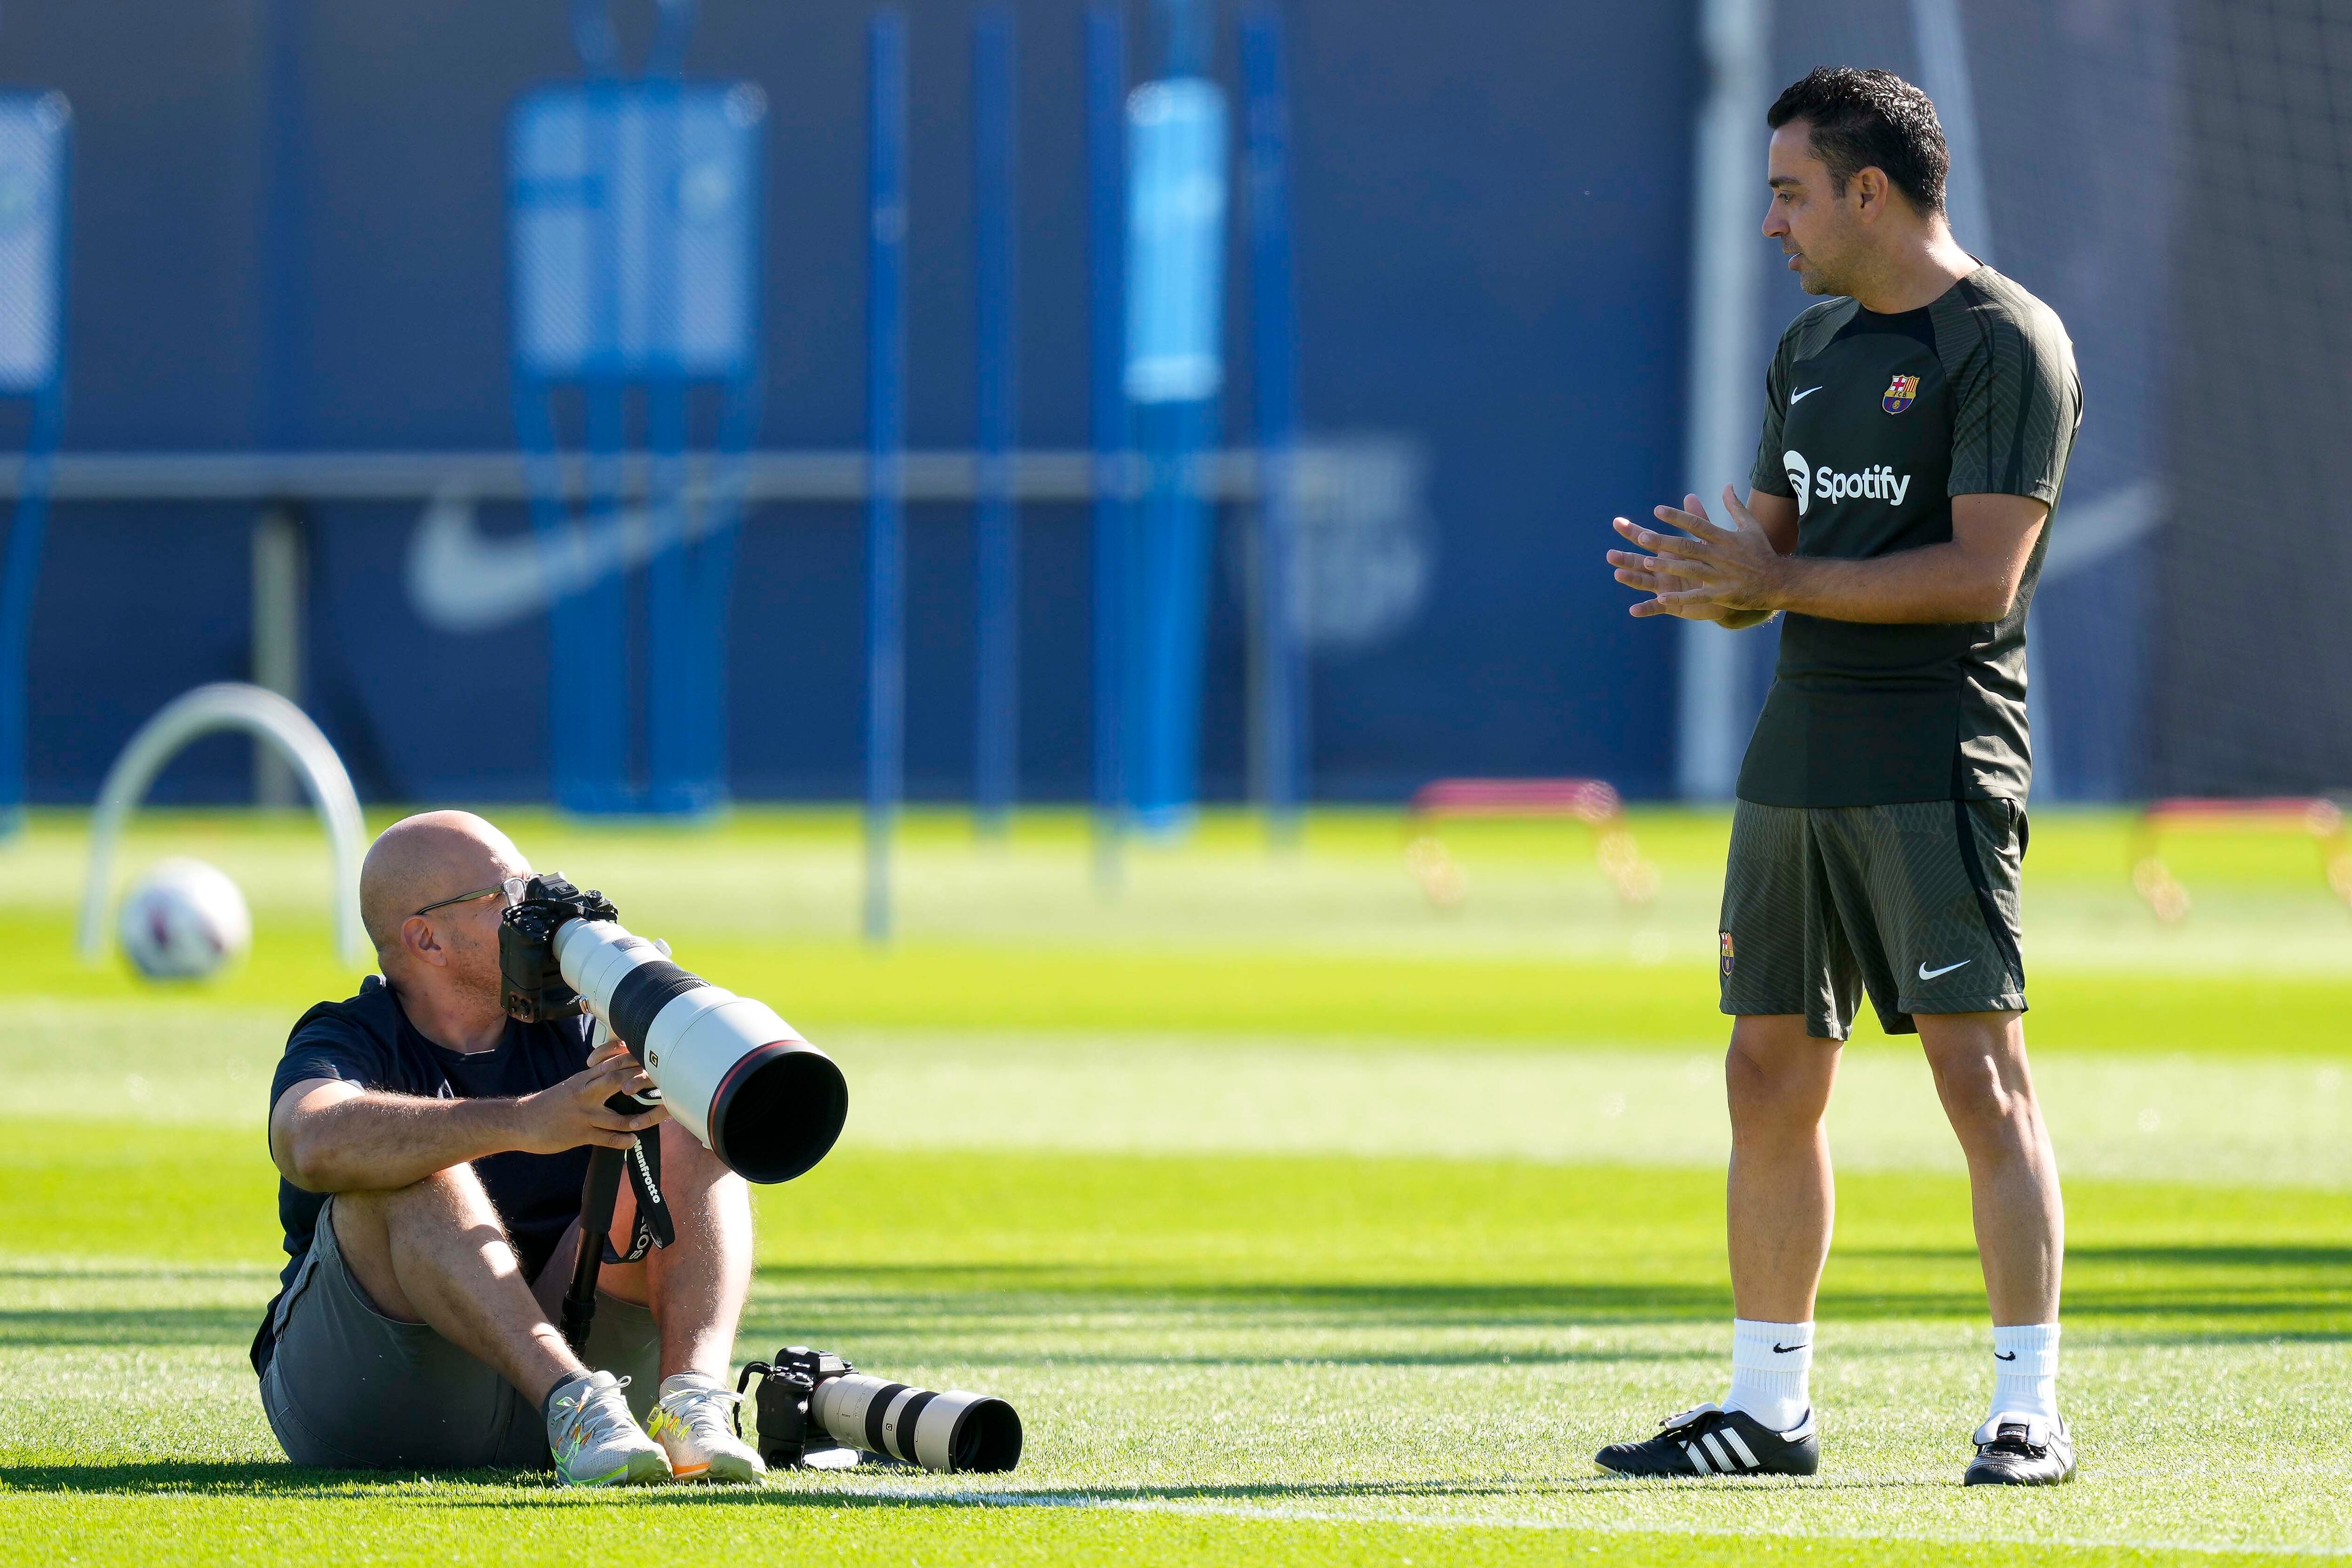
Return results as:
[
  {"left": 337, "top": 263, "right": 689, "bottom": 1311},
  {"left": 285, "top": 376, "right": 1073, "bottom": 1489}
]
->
[{"left": 404, "top": 488, "right": 704, "bottom": 633}]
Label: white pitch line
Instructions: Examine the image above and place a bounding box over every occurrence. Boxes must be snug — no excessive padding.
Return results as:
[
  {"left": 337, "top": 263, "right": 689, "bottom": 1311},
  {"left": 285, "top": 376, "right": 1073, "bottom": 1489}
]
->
[{"left": 831, "top": 1484, "right": 2352, "bottom": 1559}]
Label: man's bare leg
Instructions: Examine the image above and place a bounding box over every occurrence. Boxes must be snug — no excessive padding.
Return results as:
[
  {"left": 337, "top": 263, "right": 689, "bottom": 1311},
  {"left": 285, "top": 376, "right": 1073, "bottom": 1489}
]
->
[
  {"left": 1725, "top": 1013, "right": 1843, "bottom": 1321},
  {"left": 1915, "top": 1010, "right": 2062, "bottom": 1325},
  {"left": 332, "top": 1163, "right": 581, "bottom": 1409},
  {"left": 1592, "top": 1012, "right": 1840, "bottom": 1473},
  {"left": 538, "top": 1120, "right": 755, "bottom": 1381}
]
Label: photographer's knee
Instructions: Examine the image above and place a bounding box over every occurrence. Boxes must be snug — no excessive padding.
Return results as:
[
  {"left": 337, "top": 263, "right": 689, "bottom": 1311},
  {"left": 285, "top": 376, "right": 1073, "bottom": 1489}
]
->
[
  {"left": 658, "top": 1120, "right": 748, "bottom": 1199},
  {"left": 342, "top": 1164, "right": 511, "bottom": 1264}
]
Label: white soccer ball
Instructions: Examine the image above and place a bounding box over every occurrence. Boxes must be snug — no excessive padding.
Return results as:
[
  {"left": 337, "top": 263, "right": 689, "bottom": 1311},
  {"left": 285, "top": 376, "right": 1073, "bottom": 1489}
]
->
[{"left": 118, "top": 857, "right": 253, "bottom": 980}]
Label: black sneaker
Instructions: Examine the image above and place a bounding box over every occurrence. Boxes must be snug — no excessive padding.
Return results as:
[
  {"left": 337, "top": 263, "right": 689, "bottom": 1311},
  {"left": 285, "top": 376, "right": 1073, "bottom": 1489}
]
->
[
  {"left": 1595, "top": 1403, "right": 1819, "bottom": 1478},
  {"left": 1964, "top": 1412, "right": 2075, "bottom": 1486}
]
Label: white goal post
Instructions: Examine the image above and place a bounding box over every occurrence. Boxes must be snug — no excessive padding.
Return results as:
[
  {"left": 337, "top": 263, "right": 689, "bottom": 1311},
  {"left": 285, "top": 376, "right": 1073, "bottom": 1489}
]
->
[{"left": 76, "top": 682, "right": 369, "bottom": 967}]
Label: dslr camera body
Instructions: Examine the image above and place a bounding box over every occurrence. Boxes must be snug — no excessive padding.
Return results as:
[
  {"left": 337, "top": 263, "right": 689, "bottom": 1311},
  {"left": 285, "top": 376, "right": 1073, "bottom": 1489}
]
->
[
  {"left": 739, "top": 1346, "right": 1023, "bottom": 1474},
  {"left": 498, "top": 873, "right": 847, "bottom": 1184}
]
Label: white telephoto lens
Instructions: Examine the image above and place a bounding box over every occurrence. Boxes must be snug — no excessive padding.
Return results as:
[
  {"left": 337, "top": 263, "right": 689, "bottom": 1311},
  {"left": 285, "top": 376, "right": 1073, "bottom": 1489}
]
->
[
  {"left": 809, "top": 1371, "right": 1023, "bottom": 1474},
  {"left": 551, "top": 917, "right": 847, "bottom": 1183}
]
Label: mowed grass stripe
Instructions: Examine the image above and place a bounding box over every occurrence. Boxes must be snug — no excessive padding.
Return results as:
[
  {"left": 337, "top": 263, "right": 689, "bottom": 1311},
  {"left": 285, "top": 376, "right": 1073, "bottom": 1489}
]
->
[
  {"left": 8, "top": 921, "right": 2352, "bottom": 1054},
  {"left": 8, "top": 1146, "right": 2349, "bottom": 1555},
  {"left": 13, "top": 1011, "right": 2351, "bottom": 1191},
  {"left": 3, "top": 1494, "right": 2317, "bottom": 1568},
  {"left": 7, "top": 1129, "right": 2346, "bottom": 1336}
]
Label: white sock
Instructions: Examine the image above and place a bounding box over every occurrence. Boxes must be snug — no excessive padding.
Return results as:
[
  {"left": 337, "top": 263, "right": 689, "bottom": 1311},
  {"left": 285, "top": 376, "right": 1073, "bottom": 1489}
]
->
[
  {"left": 1990, "top": 1322, "right": 2060, "bottom": 1422},
  {"left": 1723, "top": 1318, "right": 1813, "bottom": 1431}
]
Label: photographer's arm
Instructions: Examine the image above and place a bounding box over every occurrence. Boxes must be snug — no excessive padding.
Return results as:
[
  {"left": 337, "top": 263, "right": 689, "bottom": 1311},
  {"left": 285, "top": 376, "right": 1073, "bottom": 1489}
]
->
[{"left": 269, "top": 1043, "right": 664, "bottom": 1194}]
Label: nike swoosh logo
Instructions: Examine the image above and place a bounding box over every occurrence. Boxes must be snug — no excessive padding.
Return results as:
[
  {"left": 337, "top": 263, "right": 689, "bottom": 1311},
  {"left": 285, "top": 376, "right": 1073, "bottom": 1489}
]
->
[
  {"left": 1789, "top": 386, "right": 1823, "bottom": 403},
  {"left": 1772, "top": 1342, "right": 1808, "bottom": 1354},
  {"left": 405, "top": 486, "right": 706, "bottom": 633},
  {"left": 1918, "top": 959, "right": 1972, "bottom": 980},
  {"left": 1995, "top": 1351, "right": 2018, "bottom": 1361}
]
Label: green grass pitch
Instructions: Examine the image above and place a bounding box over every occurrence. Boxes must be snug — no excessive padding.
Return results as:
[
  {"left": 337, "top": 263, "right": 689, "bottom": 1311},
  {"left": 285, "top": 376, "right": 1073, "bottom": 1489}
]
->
[{"left": 3, "top": 805, "right": 2349, "bottom": 1564}]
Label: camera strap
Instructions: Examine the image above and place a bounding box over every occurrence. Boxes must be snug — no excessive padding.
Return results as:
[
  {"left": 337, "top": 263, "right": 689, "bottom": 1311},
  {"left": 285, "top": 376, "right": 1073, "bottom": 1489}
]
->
[{"left": 600, "top": 1106, "right": 676, "bottom": 1265}]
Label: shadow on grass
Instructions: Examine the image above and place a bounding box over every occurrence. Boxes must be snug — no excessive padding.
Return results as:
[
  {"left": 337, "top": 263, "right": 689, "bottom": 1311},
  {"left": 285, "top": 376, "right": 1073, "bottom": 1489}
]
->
[
  {"left": 7, "top": 1242, "right": 2341, "bottom": 1359},
  {"left": 412, "top": 1472, "right": 1939, "bottom": 1512},
  {"left": 0, "top": 1463, "right": 1926, "bottom": 1505},
  {"left": 0, "top": 1460, "right": 544, "bottom": 1496},
  {"left": 0, "top": 1263, "right": 273, "bottom": 1283},
  {"left": 755, "top": 1265, "right": 1737, "bottom": 1320},
  {"left": 0, "top": 1307, "right": 264, "bottom": 1347},
  {"left": 753, "top": 1267, "right": 2350, "bottom": 1331},
  {"left": 1842, "top": 1244, "right": 2352, "bottom": 1270}
]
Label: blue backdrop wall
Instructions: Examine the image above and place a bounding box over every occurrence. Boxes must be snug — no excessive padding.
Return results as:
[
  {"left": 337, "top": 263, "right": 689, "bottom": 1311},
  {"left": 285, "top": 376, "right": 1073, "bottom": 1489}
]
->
[{"left": 11, "top": 0, "right": 1698, "bottom": 806}]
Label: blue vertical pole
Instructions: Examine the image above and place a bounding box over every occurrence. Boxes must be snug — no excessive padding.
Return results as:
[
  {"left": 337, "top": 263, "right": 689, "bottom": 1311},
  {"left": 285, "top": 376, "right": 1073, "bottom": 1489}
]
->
[
  {"left": 555, "top": 83, "right": 633, "bottom": 814},
  {"left": 642, "top": 80, "right": 691, "bottom": 812},
  {"left": 1158, "top": 0, "right": 1211, "bottom": 76},
  {"left": 972, "top": 7, "right": 1018, "bottom": 837},
  {"left": 261, "top": 0, "right": 308, "bottom": 452},
  {"left": 0, "top": 90, "right": 64, "bottom": 836},
  {"left": 865, "top": 11, "right": 909, "bottom": 944},
  {"left": 0, "top": 386, "right": 60, "bottom": 832},
  {"left": 1125, "top": 71, "right": 1227, "bottom": 834},
  {"left": 1241, "top": 5, "right": 1303, "bottom": 844},
  {"left": 1084, "top": 5, "right": 1129, "bottom": 890}
]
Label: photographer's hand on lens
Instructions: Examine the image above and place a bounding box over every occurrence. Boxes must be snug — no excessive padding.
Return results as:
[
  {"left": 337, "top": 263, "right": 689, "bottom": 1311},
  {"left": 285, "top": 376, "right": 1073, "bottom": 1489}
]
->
[{"left": 516, "top": 1040, "right": 667, "bottom": 1154}]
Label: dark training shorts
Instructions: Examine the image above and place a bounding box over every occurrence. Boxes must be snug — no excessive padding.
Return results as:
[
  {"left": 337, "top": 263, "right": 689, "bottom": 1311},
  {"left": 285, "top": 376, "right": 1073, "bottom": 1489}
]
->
[
  {"left": 1719, "top": 796, "right": 2027, "bottom": 1041},
  {"left": 257, "top": 1196, "right": 661, "bottom": 1470}
]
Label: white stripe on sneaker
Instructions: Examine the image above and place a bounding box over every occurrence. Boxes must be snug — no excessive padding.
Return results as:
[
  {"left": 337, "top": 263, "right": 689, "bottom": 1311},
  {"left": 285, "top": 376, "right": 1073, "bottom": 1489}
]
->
[
  {"left": 1721, "top": 1428, "right": 1761, "bottom": 1470},
  {"left": 1702, "top": 1432, "right": 1737, "bottom": 1472},
  {"left": 1683, "top": 1441, "right": 1713, "bottom": 1474}
]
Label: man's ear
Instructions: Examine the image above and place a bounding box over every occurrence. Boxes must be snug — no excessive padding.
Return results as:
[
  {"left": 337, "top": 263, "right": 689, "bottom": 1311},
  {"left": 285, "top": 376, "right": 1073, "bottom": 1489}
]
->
[
  {"left": 401, "top": 915, "right": 450, "bottom": 969},
  {"left": 1850, "top": 166, "right": 1890, "bottom": 223}
]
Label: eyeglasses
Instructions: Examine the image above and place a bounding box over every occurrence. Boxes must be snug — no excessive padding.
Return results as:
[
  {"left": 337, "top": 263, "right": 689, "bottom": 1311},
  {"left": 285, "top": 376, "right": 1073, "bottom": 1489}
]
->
[{"left": 412, "top": 875, "right": 529, "bottom": 919}]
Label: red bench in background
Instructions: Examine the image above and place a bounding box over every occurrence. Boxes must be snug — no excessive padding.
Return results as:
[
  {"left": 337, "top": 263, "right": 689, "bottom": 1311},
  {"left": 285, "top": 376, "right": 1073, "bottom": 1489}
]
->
[
  {"left": 2130, "top": 796, "right": 2352, "bottom": 922},
  {"left": 1403, "top": 777, "right": 1658, "bottom": 908}
]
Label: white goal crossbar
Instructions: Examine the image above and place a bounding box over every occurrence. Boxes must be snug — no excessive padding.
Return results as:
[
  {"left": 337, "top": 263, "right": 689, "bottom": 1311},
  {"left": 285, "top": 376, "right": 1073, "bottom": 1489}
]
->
[{"left": 76, "top": 682, "right": 369, "bottom": 967}]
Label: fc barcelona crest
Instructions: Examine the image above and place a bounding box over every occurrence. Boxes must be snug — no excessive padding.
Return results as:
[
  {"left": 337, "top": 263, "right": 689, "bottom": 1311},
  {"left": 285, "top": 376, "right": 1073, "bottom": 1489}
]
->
[
  {"left": 1720, "top": 931, "right": 1736, "bottom": 979},
  {"left": 1882, "top": 374, "right": 1920, "bottom": 414}
]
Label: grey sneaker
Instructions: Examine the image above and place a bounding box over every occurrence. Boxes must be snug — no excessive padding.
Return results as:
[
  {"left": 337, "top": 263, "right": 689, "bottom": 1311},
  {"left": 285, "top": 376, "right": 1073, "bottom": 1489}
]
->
[
  {"left": 647, "top": 1372, "right": 767, "bottom": 1483},
  {"left": 548, "top": 1371, "right": 672, "bottom": 1487},
  {"left": 1964, "top": 1411, "right": 2076, "bottom": 1486}
]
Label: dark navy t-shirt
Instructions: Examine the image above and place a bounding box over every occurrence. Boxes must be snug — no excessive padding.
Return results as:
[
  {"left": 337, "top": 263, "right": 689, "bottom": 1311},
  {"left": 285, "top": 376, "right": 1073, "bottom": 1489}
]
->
[{"left": 254, "top": 976, "right": 594, "bottom": 1371}]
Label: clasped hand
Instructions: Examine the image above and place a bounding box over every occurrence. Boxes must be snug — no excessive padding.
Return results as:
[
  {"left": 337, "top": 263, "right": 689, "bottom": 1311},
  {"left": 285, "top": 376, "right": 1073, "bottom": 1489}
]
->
[
  {"left": 515, "top": 1039, "right": 668, "bottom": 1154},
  {"left": 1606, "top": 486, "right": 1783, "bottom": 622}
]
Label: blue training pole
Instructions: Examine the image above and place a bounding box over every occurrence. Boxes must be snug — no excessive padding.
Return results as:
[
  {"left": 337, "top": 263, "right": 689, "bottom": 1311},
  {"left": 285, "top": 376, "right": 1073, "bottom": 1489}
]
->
[
  {"left": 642, "top": 77, "right": 709, "bottom": 815},
  {"left": 865, "top": 10, "right": 909, "bottom": 944},
  {"left": 0, "top": 385, "right": 61, "bottom": 833},
  {"left": 973, "top": 6, "right": 1018, "bottom": 836},
  {"left": 1124, "top": 69, "right": 1227, "bottom": 833},
  {"left": 1242, "top": 4, "right": 1304, "bottom": 844},
  {"left": 1084, "top": 4, "right": 1129, "bottom": 890}
]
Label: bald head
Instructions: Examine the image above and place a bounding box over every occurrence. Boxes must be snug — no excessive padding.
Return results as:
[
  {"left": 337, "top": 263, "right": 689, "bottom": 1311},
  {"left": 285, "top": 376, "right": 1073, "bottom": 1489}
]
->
[{"left": 360, "top": 811, "right": 530, "bottom": 963}]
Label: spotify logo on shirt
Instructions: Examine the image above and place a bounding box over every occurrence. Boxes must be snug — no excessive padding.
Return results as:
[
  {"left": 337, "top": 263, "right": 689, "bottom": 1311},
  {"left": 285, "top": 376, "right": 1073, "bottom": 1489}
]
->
[{"left": 1782, "top": 449, "right": 1912, "bottom": 517}]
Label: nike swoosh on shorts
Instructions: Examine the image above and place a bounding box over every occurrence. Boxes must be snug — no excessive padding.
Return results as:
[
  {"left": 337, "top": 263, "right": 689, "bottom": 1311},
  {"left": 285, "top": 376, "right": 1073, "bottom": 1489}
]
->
[{"left": 1918, "top": 959, "right": 1972, "bottom": 980}]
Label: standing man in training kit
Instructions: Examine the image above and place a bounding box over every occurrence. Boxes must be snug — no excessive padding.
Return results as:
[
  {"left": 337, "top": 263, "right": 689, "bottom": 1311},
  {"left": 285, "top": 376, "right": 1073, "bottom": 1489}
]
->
[{"left": 1599, "top": 68, "right": 2082, "bottom": 1484}]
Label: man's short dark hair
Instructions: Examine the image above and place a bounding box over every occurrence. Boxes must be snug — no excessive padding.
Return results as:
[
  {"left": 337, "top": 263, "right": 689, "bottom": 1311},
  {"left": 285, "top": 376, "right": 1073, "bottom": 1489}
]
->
[{"left": 1766, "top": 67, "right": 1949, "bottom": 215}]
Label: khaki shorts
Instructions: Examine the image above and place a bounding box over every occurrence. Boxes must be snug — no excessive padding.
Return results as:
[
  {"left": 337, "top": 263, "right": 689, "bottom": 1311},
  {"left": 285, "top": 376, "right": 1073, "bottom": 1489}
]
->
[
  {"left": 1719, "top": 796, "right": 2028, "bottom": 1041},
  {"left": 256, "top": 1196, "right": 661, "bottom": 1471}
]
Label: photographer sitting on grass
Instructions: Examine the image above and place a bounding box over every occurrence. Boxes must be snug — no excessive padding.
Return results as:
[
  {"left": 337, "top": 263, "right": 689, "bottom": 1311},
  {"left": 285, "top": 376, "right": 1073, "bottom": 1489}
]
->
[{"left": 251, "top": 810, "right": 763, "bottom": 1487}]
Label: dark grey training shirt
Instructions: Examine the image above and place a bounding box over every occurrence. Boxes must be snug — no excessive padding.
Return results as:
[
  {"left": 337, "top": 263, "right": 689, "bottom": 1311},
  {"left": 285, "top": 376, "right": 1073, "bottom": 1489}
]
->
[
  {"left": 1740, "top": 266, "right": 2082, "bottom": 807},
  {"left": 253, "top": 976, "right": 595, "bottom": 1373}
]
